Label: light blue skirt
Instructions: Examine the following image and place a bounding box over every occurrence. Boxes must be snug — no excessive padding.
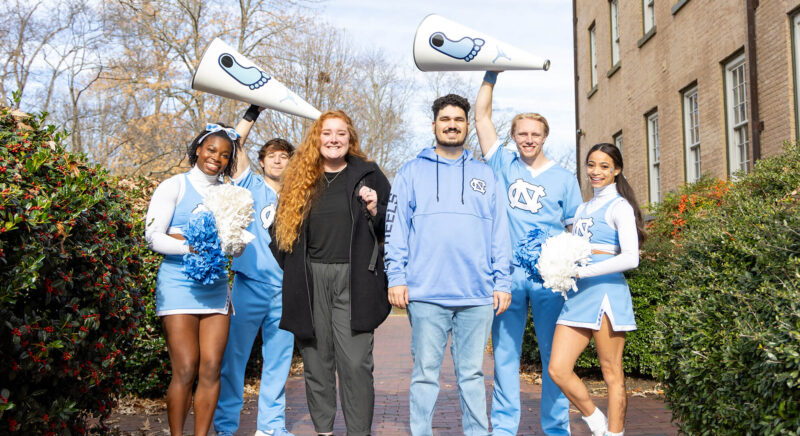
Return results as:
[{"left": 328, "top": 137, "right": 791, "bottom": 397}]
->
[
  {"left": 155, "top": 255, "right": 230, "bottom": 316},
  {"left": 556, "top": 254, "right": 637, "bottom": 332}
]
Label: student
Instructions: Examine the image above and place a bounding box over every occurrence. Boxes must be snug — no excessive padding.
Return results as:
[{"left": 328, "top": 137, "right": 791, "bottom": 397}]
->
[
  {"left": 144, "top": 122, "right": 239, "bottom": 436},
  {"left": 214, "top": 105, "right": 296, "bottom": 436},
  {"left": 548, "top": 143, "right": 646, "bottom": 436},
  {"left": 272, "top": 110, "right": 391, "bottom": 436},
  {"left": 475, "top": 71, "right": 582, "bottom": 435},
  {"left": 385, "top": 93, "right": 512, "bottom": 436}
]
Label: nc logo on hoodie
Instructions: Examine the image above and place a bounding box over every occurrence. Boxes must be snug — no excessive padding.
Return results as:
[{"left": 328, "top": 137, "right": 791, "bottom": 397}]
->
[
  {"left": 260, "top": 203, "right": 276, "bottom": 230},
  {"left": 470, "top": 178, "right": 487, "bottom": 194},
  {"left": 508, "top": 179, "right": 545, "bottom": 213}
]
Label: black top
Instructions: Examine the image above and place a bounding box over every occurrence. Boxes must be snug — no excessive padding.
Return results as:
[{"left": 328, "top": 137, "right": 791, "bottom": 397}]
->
[{"left": 308, "top": 168, "right": 351, "bottom": 263}]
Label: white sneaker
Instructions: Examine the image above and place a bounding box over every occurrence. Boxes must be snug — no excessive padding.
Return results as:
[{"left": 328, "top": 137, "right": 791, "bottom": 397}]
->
[{"left": 255, "top": 428, "right": 295, "bottom": 436}]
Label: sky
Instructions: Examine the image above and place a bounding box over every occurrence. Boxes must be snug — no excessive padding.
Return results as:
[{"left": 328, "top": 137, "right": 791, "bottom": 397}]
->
[{"left": 320, "top": 0, "right": 577, "bottom": 168}]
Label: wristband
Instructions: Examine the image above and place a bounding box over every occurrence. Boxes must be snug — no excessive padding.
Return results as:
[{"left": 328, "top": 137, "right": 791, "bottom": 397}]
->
[
  {"left": 243, "top": 104, "right": 260, "bottom": 122},
  {"left": 483, "top": 71, "right": 498, "bottom": 85}
]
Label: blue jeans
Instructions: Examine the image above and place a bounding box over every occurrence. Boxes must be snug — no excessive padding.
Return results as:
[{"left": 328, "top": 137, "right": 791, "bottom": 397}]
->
[
  {"left": 214, "top": 274, "right": 294, "bottom": 433},
  {"left": 407, "top": 301, "right": 494, "bottom": 436},
  {"left": 491, "top": 267, "right": 570, "bottom": 435}
]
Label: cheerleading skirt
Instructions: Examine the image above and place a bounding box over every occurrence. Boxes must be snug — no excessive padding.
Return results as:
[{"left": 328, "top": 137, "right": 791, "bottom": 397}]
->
[
  {"left": 155, "top": 255, "right": 230, "bottom": 316},
  {"left": 556, "top": 254, "right": 637, "bottom": 332}
]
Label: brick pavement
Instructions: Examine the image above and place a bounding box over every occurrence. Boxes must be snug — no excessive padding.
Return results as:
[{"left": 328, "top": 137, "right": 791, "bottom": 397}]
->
[{"left": 111, "top": 314, "right": 677, "bottom": 435}]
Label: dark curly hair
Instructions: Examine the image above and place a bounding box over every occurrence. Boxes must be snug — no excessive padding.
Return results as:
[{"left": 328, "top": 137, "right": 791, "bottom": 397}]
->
[
  {"left": 258, "top": 138, "right": 295, "bottom": 162},
  {"left": 186, "top": 122, "right": 238, "bottom": 177},
  {"left": 431, "top": 93, "right": 470, "bottom": 119}
]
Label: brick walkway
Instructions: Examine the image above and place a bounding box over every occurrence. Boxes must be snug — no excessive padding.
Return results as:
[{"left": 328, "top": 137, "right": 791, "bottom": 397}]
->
[{"left": 111, "top": 314, "right": 677, "bottom": 435}]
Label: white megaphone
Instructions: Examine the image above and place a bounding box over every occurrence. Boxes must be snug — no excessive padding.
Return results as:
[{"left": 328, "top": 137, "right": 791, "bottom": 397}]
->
[
  {"left": 192, "top": 38, "right": 321, "bottom": 120},
  {"left": 413, "top": 14, "right": 550, "bottom": 72}
]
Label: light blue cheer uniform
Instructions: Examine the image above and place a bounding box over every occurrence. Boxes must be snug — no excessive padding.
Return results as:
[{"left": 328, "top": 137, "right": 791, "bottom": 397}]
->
[
  {"left": 484, "top": 141, "right": 582, "bottom": 436},
  {"left": 214, "top": 168, "right": 295, "bottom": 435},
  {"left": 155, "top": 173, "right": 229, "bottom": 316},
  {"left": 559, "top": 191, "right": 637, "bottom": 331}
]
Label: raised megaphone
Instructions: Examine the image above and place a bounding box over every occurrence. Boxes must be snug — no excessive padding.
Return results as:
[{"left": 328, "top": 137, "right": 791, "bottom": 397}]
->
[
  {"left": 192, "top": 38, "right": 321, "bottom": 120},
  {"left": 413, "top": 14, "right": 550, "bottom": 72}
]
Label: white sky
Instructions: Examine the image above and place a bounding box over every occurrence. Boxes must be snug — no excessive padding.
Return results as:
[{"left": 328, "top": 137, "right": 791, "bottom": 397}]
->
[{"left": 320, "top": 0, "right": 576, "bottom": 166}]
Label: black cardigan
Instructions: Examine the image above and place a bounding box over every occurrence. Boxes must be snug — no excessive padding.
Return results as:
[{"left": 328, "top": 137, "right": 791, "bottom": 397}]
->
[{"left": 271, "top": 155, "right": 392, "bottom": 340}]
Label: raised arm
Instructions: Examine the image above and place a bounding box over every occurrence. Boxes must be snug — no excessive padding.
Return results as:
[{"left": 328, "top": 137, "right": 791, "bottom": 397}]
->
[
  {"left": 232, "top": 104, "right": 263, "bottom": 179},
  {"left": 475, "top": 71, "right": 501, "bottom": 156}
]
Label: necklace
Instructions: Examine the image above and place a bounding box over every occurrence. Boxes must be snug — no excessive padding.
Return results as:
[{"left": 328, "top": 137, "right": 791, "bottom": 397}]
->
[{"left": 323, "top": 169, "right": 344, "bottom": 186}]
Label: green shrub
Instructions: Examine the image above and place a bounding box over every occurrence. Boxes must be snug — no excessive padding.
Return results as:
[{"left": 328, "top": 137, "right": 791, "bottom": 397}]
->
[
  {"left": 659, "top": 141, "right": 800, "bottom": 434},
  {"left": 113, "top": 178, "right": 170, "bottom": 399},
  {"left": 0, "top": 106, "right": 147, "bottom": 434}
]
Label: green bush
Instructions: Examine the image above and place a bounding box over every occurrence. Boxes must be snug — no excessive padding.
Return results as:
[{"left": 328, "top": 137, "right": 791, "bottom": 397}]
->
[
  {"left": 113, "top": 178, "right": 170, "bottom": 399},
  {"left": 0, "top": 107, "right": 147, "bottom": 433},
  {"left": 659, "top": 141, "right": 800, "bottom": 434}
]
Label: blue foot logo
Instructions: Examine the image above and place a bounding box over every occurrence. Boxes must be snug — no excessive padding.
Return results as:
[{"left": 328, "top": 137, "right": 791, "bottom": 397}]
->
[
  {"left": 429, "top": 32, "right": 485, "bottom": 62},
  {"left": 218, "top": 53, "right": 270, "bottom": 90}
]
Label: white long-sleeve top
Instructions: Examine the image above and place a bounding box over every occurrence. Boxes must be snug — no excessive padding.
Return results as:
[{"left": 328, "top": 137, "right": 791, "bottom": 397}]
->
[
  {"left": 576, "top": 183, "right": 640, "bottom": 278},
  {"left": 145, "top": 166, "right": 220, "bottom": 255}
]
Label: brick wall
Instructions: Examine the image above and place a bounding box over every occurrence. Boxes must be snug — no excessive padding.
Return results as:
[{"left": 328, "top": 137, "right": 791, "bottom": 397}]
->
[{"left": 575, "top": 0, "right": 798, "bottom": 205}]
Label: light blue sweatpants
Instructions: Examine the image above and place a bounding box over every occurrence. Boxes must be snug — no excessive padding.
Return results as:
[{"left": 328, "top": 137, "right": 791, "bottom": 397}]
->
[
  {"left": 214, "top": 274, "right": 294, "bottom": 433},
  {"left": 491, "top": 267, "right": 571, "bottom": 435}
]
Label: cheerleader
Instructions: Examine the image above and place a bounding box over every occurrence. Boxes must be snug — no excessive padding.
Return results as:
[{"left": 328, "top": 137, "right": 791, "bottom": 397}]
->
[
  {"left": 144, "top": 123, "right": 239, "bottom": 436},
  {"left": 548, "top": 143, "right": 646, "bottom": 436}
]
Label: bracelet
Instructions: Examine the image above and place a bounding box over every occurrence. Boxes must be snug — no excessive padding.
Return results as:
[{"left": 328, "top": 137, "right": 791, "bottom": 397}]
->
[
  {"left": 483, "top": 71, "right": 498, "bottom": 85},
  {"left": 243, "top": 104, "right": 260, "bottom": 122}
]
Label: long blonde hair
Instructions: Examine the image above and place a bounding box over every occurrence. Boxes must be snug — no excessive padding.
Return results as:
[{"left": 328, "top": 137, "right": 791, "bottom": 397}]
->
[{"left": 274, "top": 110, "right": 367, "bottom": 252}]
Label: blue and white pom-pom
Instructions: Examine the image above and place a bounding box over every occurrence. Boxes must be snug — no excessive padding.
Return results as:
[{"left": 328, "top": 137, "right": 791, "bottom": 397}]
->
[
  {"left": 513, "top": 227, "right": 549, "bottom": 283},
  {"left": 537, "top": 232, "right": 592, "bottom": 299},
  {"left": 203, "top": 184, "right": 255, "bottom": 256},
  {"left": 182, "top": 211, "right": 227, "bottom": 285}
]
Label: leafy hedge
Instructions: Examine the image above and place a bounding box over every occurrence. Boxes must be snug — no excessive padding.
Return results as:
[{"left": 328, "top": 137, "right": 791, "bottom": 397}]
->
[
  {"left": 0, "top": 107, "right": 147, "bottom": 433},
  {"left": 658, "top": 142, "right": 800, "bottom": 434}
]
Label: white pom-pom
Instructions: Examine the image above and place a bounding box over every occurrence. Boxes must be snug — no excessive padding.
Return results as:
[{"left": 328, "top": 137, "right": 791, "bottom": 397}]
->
[
  {"left": 536, "top": 232, "right": 592, "bottom": 299},
  {"left": 203, "top": 184, "right": 255, "bottom": 255}
]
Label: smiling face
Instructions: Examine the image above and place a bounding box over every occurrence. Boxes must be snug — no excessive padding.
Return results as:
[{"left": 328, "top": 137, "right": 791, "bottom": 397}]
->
[
  {"left": 260, "top": 146, "right": 291, "bottom": 181},
  {"left": 319, "top": 117, "right": 350, "bottom": 166},
  {"left": 512, "top": 118, "right": 547, "bottom": 165},
  {"left": 432, "top": 104, "right": 469, "bottom": 147},
  {"left": 195, "top": 135, "right": 232, "bottom": 176},
  {"left": 586, "top": 149, "right": 620, "bottom": 188}
]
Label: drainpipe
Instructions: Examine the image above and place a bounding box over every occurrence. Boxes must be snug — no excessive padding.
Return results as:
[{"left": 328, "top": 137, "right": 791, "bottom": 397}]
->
[
  {"left": 746, "top": 0, "right": 761, "bottom": 165},
  {"left": 572, "top": 0, "right": 582, "bottom": 179}
]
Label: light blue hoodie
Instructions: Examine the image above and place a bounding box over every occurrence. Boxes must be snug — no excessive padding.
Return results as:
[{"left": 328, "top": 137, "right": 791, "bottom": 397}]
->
[{"left": 384, "top": 147, "right": 512, "bottom": 306}]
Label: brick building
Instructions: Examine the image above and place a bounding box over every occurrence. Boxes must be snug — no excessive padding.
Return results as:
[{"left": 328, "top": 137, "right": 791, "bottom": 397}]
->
[{"left": 573, "top": 0, "right": 800, "bottom": 204}]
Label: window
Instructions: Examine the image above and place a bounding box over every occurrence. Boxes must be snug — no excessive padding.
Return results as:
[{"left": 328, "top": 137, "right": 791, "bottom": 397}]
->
[
  {"left": 643, "top": 0, "right": 656, "bottom": 34},
  {"left": 613, "top": 130, "right": 623, "bottom": 155},
  {"left": 793, "top": 13, "right": 800, "bottom": 139},
  {"left": 647, "top": 112, "right": 660, "bottom": 203},
  {"left": 589, "top": 24, "right": 598, "bottom": 89},
  {"left": 724, "top": 54, "right": 749, "bottom": 174},
  {"left": 610, "top": 0, "right": 620, "bottom": 66},
  {"left": 683, "top": 86, "right": 701, "bottom": 182}
]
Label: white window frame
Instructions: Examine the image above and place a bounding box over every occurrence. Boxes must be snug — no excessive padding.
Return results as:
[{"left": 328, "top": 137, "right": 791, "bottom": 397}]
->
[
  {"left": 613, "top": 131, "right": 623, "bottom": 155},
  {"left": 724, "top": 54, "right": 749, "bottom": 175},
  {"left": 647, "top": 112, "right": 660, "bottom": 203},
  {"left": 793, "top": 13, "right": 800, "bottom": 139},
  {"left": 683, "top": 86, "right": 701, "bottom": 183},
  {"left": 643, "top": 0, "right": 655, "bottom": 35},
  {"left": 589, "top": 24, "right": 598, "bottom": 88},
  {"left": 610, "top": 0, "right": 620, "bottom": 66}
]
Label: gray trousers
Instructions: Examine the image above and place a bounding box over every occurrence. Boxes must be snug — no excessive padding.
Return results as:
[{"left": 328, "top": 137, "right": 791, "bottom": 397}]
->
[{"left": 298, "top": 262, "right": 375, "bottom": 435}]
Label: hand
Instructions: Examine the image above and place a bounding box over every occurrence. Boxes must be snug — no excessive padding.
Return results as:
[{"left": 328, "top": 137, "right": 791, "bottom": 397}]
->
[
  {"left": 358, "top": 185, "right": 378, "bottom": 217},
  {"left": 493, "top": 291, "right": 511, "bottom": 315},
  {"left": 388, "top": 285, "right": 409, "bottom": 309}
]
